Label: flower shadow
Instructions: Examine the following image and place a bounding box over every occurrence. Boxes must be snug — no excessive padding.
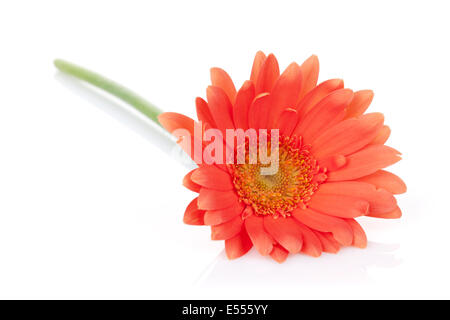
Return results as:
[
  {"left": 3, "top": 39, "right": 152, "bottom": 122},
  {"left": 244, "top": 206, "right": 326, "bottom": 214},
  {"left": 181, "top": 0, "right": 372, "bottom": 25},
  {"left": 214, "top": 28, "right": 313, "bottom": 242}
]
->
[{"left": 195, "top": 241, "right": 401, "bottom": 289}]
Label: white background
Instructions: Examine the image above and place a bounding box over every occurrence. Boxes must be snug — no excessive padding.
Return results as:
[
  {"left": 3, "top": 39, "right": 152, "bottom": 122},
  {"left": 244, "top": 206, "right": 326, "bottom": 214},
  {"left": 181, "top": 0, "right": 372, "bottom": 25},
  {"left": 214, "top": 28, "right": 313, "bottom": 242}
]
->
[{"left": 0, "top": 0, "right": 448, "bottom": 299}]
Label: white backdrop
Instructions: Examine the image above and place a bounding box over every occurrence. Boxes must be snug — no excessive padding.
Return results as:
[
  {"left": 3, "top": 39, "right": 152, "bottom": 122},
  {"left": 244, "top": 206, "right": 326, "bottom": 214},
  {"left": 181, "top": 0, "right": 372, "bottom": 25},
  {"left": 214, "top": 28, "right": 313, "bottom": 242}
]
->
[{"left": 0, "top": 0, "right": 448, "bottom": 299}]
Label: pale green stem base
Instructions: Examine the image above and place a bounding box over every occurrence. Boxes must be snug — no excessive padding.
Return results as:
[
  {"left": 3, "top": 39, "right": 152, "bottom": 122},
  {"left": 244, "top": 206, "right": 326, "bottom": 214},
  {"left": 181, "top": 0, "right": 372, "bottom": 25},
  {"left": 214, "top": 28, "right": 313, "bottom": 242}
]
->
[{"left": 54, "top": 59, "right": 163, "bottom": 125}]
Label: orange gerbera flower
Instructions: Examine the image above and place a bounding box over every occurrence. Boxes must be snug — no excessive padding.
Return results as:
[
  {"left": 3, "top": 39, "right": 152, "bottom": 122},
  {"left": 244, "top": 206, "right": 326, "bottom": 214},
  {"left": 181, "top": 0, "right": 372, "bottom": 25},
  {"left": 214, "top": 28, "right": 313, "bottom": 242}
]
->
[{"left": 158, "top": 52, "right": 405, "bottom": 263}]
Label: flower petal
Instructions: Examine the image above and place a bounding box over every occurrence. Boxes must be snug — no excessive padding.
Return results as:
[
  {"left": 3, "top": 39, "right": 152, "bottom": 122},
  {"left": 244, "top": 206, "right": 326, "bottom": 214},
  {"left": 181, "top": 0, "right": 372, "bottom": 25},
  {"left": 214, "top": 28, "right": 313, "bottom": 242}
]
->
[
  {"left": 369, "top": 125, "right": 391, "bottom": 145},
  {"left": 264, "top": 216, "right": 303, "bottom": 253},
  {"left": 345, "top": 90, "right": 374, "bottom": 119},
  {"left": 317, "top": 181, "right": 397, "bottom": 215},
  {"left": 313, "top": 231, "right": 340, "bottom": 253},
  {"left": 255, "top": 53, "right": 280, "bottom": 94},
  {"left": 298, "top": 55, "right": 319, "bottom": 100},
  {"left": 211, "top": 215, "right": 243, "bottom": 240},
  {"left": 277, "top": 108, "right": 299, "bottom": 136},
  {"left": 183, "top": 169, "right": 201, "bottom": 193},
  {"left": 198, "top": 188, "right": 239, "bottom": 210},
  {"left": 296, "top": 222, "right": 322, "bottom": 257},
  {"left": 312, "top": 113, "right": 385, "bottom": 160},
  {"left": 368, "top": 206, "right": 402, "bottom": 219},
  {"left": 355, "top": 170, "right": 407, "bottom": 194},
  {"left": 268, "top": 62, "right": 303, "bottom": 128},
  {"left": 292, "top": 208, "right": 353, "bottom": 246},
  {"left": 225, "top": 229, "right": 253, "bottom": 259},
  {"left": 270, "top": 244, "right": 289, "bottom": 263},
  {"left": 191, "top": 165, "right": 234, "bottom": 191},
  {"left": 293, "top": 89, "right": 353, "bottom": 144},
  {"left": 183, "top": 198, "right": 205, "bottom": 225},
  {"left": 204, "top": 201, "right": 245, "bottom": 225},
  {"left": 308, "top": 194, "right": 369, "bottom": 218},
  {"left": 196, "top": 97, "right": 216, "bottom": 127},
  {"left": 250, "top": 51, "right": 266, "bottom": 83},
  {"left": 206, "top": 86, "right": 235, "bottom": 133},
  {"left": 244, "top": 215, "right": 274, "bottom": 256},
  {"left": 327, "top": 145, "right": 402, "bottom": 181},
  {"left": 248, "top": 93, "right": 271, "bottom": 130},
  {"left": 345, "top": 218, "right": 367, "bottom": 248},
  {"left": 210, "top": 67, "right": 237, "bottom": 104},
  {"left": 233, "top": 80, "right": 255, "bottom": 130},
  {"left": 296, "top": 79, "right": 344, "bottom": 119}
]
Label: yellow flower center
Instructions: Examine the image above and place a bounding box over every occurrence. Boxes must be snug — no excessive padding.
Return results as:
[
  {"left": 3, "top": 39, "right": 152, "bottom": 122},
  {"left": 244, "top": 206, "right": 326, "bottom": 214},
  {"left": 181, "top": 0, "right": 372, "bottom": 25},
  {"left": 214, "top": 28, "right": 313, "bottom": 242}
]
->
[{"left": 230, "top": 135, "right": 326, "bottom": 217}]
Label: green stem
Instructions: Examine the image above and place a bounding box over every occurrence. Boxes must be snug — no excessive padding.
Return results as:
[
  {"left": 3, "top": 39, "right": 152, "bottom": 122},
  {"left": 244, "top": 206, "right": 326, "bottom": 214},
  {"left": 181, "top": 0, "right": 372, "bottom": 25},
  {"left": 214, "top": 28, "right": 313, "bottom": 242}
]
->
[{"left": 54, "top": 59, "right": 163, "bottom": 125}]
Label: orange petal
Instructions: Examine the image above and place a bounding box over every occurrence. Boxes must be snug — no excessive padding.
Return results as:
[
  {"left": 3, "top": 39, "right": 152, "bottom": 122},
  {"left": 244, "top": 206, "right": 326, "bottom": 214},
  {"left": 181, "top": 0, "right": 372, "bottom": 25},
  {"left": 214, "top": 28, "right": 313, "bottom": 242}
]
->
[
  {"left": 313, "top": 231, "right": 340, "bottom": 253},
  {"left": 312, "top": 113, "right": 385, "bottom": 159},
  {"left": 368, "top": 206, "right": 402, "bottom": 219},
  {"left": 355, "top": 170, "right": 407, "bottom": 194},
  {"left": 270, "top": 244, "right": 289, "bottom": 263},
  {"left": 345, "top": 218, "right": 367, "bottom": 248},
  {"left": 328, "top": 145, "right": 402, "bottom": 181},
  {"left": 298, "top": 55, "right": 319, "bottom": 100},
  {"left": 277, "top": 108, "right": 299, "bottom": 136},
  {"left": 204, "top": 201, "right": 245, "bottom": 225},
  {"left": 206, "top": 86, "right": 235, "bottom": 133},
  {"left": 250, "top": 51, "right": 267, "bottom": 83},
  {"left": 296, "top": 78, "right": 344, "bottom": 119},
  {"left": 211, "top": 215, "right": 243, "bottom": 240},
  {"left": 191, "top": 165, "right": 234, "bottom": 191},
  {"left": 196, "top": 97, "right": 216, "bottom": 127},
  {"left": 317, "top": 181, "right": 397, "bottom": 214},
  {"left": 244, "top": 215, "right": 274, "bottom": 256},
  {"left": 210, "top": 67, "right": 237, "bottom": 105},
  {"left": 183, "top": 198, "right": 205, "bottom": 225},
  {"left": 308, "top": 194, "right": 369, "bottom": 218},
  {"left": 158, "top": 112, "right": 203, "bottom": 164},
  {"left": 292, "top": 208, "right": 353, "bottom": 246},
  {"left": 233, "top": 80, "right": 255, "bottom": 130},
  {"left": 268, "top": 62, "right": 303, "bottom": 128},
  {"left": 198, "top": 188, "right": 239, "bottom": 210},
  {"left": 248, "top": 93, "right": 271, "bottom": 130},
  {"left": 345, "top": 90, "right": 374, "bottom": 119},
  {"left": 255, "top": 53, "right": 280, "bottom": 94},
  {"left": 183, "top": 169, "right": 201, "bottom": 193},
  {"left": 293, "top": 89, "right": 353, "bottom": 144},
  {"left": 264, "top": 216, "right": 303, "bottom": 253},
  {"left": 296, "top": 222, "right": 322, "bottom": 257},
  {"left": 225, "top": 229, "right": 253, "bottom": 260},
  {"left": 369, "top": 125, "right": 391, "bottom": 145}
]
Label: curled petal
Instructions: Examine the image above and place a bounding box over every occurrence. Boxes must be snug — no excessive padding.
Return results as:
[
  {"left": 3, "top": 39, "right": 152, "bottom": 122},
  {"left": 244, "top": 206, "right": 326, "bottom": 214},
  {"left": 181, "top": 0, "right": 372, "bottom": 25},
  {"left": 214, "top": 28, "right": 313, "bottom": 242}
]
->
[
  {"left": 296, "top": 222, "right": 323, "bottom": 257},
  {"left": 207, "top": 86, "right": 235, "bottom": 133},
  {"left": 277, "top": 108, "right": 299, "bottom": 136},
  {"left": 369, "top": 125, "right": 391, "bottom": 145},
  {"left": 313, "top": 231, "right": 340, "bottom": 254},
  {"left": 195, "top": 97, "right": 216, "bottom": 127},
  {"left": 248, "top": 93, "right": 270, "bottom": 130}
]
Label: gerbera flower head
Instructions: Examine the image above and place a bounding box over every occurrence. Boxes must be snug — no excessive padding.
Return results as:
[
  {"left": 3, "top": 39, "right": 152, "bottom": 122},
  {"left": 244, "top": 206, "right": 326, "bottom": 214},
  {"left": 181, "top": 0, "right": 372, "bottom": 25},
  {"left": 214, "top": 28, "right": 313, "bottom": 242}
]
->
[{"left": 158, "top": 51, "right": 405, "bottom": 263}]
